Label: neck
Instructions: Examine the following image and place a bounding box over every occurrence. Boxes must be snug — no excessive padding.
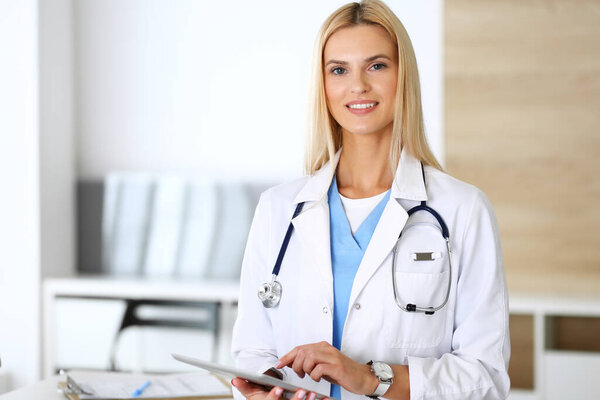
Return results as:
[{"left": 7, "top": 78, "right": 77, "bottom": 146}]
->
[{"left": 336, "top": 128, "right": 394, "bottom": 199}]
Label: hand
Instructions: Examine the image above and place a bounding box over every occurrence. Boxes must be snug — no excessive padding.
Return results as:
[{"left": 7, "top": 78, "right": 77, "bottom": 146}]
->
[
  {"left": 275, "top": 341, "right": 378, "bottom": 395},
  {"left": 231, "top": 378, "right": 324, "bottom": 400}
]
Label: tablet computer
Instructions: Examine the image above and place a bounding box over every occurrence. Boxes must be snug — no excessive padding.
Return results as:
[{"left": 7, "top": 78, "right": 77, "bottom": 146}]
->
[{"left": 171, "top": 353, "right": 331, "bottom": 400}]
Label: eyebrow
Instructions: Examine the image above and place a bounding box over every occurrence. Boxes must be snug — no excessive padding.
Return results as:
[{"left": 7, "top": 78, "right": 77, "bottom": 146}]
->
[{"left": 324, "top": 54, "right": 393, "bottom": 67}]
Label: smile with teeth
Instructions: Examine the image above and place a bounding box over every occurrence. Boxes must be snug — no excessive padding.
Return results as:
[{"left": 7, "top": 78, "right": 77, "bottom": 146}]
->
[{"left": 347, "top": 102, "right": 378, "bottom": 109}]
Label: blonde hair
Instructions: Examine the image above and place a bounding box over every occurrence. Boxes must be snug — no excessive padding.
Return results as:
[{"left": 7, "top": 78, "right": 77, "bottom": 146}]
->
[{"left": 304, "top": 0, "right": 442, "bottom": 175}]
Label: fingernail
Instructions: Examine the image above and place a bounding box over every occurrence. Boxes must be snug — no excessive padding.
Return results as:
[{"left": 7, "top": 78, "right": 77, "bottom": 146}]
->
[
  {"left": 231, "top": 379, "right": 236, "bottom": 387},
  {"left": 275, "top": 388, "right": 283, "bottom": 396},
  {"left": 308, "top": 393, "right": 316, "bottom": 400},
  {"left": 274, "top": 360, "right": 282, "bottom": 368},
  {"left": 297, "top": 389, "right": 307, "bottom": 398}
]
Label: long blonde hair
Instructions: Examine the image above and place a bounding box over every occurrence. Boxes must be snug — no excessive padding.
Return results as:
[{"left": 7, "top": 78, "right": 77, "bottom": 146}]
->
[{"left": 304, "top": 0, "right": 442, "bottom": 175}]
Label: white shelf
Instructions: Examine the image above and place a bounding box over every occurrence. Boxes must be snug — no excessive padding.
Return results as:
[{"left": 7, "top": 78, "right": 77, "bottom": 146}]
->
[
  {"left": 508, "top": 290, "right": 600, "bottom": 399},
  {"left": 44, "top": 275, "right": 240, "bottom": 302},
  {"left": 43, "top": 276, "right": 240, "bottom": 378}
]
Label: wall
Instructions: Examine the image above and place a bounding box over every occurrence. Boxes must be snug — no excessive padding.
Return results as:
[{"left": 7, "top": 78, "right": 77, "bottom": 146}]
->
[
  {"left": 0, "top": 0, "right": 75, "bottom": 391},
  {"left": 445, "top": 0, "right": 600, "bottom": 293},
  {"left": 0, "top": 0, "right": 443, "bottom": 391},
  {"left": 0, "top": 0, "right": 42, "bottom": 390},
  {"left": 39, "top": 0, "right": 75, "bottom": 280},
  {"left": 445, "top": 0, "right": 600, "bottom": 391},
  {"left": 74, "top": 0, "right": 444, "bottom": 180}
]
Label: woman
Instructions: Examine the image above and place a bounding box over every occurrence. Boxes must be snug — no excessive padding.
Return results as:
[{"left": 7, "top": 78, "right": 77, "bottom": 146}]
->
[{"left": 231, "top": 1, "right": 510, "bottom": 399}]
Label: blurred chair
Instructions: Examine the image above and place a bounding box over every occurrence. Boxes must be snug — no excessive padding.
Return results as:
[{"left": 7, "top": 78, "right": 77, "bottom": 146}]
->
[{"left": 108, "top": 299, "right": 220, "bottom": 371}]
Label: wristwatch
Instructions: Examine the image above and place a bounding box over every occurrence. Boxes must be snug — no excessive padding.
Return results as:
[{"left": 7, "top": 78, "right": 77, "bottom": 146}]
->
[{"left": 367, "top": 360, "right": 394, "bottom": 398}]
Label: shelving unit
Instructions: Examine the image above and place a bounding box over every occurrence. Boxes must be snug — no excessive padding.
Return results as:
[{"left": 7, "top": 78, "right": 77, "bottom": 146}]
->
[
  {"left": 508, "top": 292, "right": 600, "bottom": 400},
  {"left": 42, "top": 276, "right": 239, "bottom": 377}
]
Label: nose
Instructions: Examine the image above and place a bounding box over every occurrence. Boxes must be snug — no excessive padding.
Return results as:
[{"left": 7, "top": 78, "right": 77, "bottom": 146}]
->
[{"left": 350, "top": 71, "right": 370, "bottom": 95}]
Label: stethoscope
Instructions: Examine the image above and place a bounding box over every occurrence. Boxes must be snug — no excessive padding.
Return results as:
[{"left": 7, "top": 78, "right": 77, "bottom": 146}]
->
[{"left": 258, "top": 164, "right": 452, "bottom": 315}]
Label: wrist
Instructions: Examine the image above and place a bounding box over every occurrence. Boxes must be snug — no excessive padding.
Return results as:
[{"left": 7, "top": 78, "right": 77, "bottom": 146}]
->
[{"left": 362, "top": 364, "right": 380, "bottom": 395}]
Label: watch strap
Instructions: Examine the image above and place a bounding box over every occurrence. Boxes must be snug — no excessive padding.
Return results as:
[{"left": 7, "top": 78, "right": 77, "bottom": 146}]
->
[{"left": 367, "top": 361, "right": 393, "bottom": 399}]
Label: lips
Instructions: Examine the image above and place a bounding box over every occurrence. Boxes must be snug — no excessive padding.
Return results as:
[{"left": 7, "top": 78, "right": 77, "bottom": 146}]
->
[{"left": 345, "top": 100, "right": 379, "bottom": 114}]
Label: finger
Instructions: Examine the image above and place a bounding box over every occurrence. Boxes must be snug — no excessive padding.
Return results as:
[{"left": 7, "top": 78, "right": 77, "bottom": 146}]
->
[
  {"left": 231, "top": 378, "right": 270, "bottom": 397},
  {"left": 278, "top": 342, "right": 331, "bottom": 369},
  {"left": 302, "top": 353, "right": 317, "bottom": 377},
  {"left": 293, "top": 388, "right": 308, "bottom": 399},
  {"left": 306, "top": 391, "right": 317, "bottom": 400},
  {"left": 266, "top": 386, "right": 285, "bottom": 400},
  {"left": 309, "top": 364, "right": 339, "bottom": 385},
  {"left": 276, "top": 346, "right": 301, "bottom": 369},
  {"left": 298, "top": 348, "right": 338, "bottom": 375},
  {"left": 291, "top": 348, "right": 307, "bottom": 378}
]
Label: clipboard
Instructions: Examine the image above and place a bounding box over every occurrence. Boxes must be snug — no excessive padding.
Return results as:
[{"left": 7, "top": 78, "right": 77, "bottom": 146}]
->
[{"left": 58, "top": 370, "right": 232, "bottom": 400}]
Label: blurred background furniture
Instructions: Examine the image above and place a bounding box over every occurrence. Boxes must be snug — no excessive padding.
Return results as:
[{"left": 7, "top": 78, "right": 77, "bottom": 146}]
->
[
  {"left": 41, "top": 176, "right": 261, "bottom": 375},
  {"left": 509, "top": 293, "right": 600, "bottom": 400},
  {"left": 43, "top": 277, "right": 239, "bottom": 376}
]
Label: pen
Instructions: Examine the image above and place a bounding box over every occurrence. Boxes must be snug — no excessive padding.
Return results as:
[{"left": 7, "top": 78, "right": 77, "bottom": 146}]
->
[{"left": 131, "top": 380, "right": 151, "bottom": 398}]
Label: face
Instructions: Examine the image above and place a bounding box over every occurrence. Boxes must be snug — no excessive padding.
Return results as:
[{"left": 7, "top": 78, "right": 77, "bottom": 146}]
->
[{"left": 323, "top": 24, "right": 398, "bottom": 138}]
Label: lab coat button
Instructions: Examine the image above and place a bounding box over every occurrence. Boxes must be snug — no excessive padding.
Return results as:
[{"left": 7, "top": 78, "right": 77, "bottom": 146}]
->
[
  {"left": 354, "top": 303, "right": 361, "bottom": 310},
  {"left": 322, "top": 306, "right": 329, "bottom": 314}
]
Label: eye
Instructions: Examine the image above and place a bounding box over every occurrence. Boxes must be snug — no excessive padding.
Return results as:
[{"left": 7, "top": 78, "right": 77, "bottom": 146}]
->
[
  {"left": 331, "top": 67, "right": 346, "bottom": 75},
  {"left": 371, "top": 63, "right": 386, "bottom": 71}
]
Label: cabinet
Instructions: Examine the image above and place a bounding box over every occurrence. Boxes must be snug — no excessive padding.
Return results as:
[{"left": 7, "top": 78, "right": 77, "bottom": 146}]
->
[
  {"left": 509, "top": 293, "right": 600, "bottom": 400},
  {"left": 42, "top": 276, "right": 239, "bottom": 377},
  {"left": 44, "top": 277, "right": 600, "bottom": 398}
]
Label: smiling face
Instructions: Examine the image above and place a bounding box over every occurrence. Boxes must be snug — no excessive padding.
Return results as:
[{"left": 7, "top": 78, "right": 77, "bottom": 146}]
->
[{"left": 323, "top": 24, "right": 399, "bottom": 138}]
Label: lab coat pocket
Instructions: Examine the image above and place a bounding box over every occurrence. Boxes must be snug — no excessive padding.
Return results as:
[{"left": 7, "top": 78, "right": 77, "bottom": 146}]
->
[
  {"left": 384, "top": 270, "right": 449, "bottom": 348},
  {"left": 394, "top": 219, "right": 448, "bottom": 274}
]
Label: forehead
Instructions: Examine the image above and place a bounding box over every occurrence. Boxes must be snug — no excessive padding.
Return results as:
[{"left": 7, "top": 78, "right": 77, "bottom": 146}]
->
[{"left": 324, "top": 24, "right": 397, "bottom": 60}]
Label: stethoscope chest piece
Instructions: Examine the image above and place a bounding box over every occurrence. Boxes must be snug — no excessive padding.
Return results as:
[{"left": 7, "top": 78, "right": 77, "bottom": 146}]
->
[{"left": 258, "top": 274, "right": 282, "bottom": 308}]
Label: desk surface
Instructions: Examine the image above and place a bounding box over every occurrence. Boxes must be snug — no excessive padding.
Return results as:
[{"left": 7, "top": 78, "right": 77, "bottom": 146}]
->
[{"left": 0, "top": 375, "right": 62, "bottom": 400}]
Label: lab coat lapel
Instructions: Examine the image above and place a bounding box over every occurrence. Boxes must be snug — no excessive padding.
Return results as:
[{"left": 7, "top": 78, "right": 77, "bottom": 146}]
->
[
  {"left": 291, "top": 200, "right": 332, "bottom": 301},
  {"left": 291, "top": 151, "right": 341, "bottom": 305},
  {"left": 348, "top": 198, "right": 407, "bottom": 307},
  {"left": 348, "top": 148, "right": 427, "bottom": 307}
]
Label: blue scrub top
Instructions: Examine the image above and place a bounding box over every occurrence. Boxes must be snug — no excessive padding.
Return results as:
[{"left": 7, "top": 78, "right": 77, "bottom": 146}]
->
[{"left": 328, "top": 177, "right": 390, "bottom": 399}]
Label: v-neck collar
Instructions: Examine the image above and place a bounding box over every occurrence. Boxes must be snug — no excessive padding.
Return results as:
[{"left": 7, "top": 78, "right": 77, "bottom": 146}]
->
[
  {"left": 328, "top": 176, "right": 390, "bottom": 251},
  {"left": 293, "top": 147, "right": 427, "bottom": 206}
]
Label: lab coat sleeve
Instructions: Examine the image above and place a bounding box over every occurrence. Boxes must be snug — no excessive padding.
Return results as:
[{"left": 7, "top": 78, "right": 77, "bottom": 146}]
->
[
  {"left": 406, "top": 190, "right": 510, "bottom": 400},
  {"left": 231, "top": 190, "right": 288, "bottom": 400}
]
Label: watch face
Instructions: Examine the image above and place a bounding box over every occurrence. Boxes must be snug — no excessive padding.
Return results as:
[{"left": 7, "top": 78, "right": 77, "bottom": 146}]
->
[{"left": 373, "top": 362, "right": 394, "bottom": 380}]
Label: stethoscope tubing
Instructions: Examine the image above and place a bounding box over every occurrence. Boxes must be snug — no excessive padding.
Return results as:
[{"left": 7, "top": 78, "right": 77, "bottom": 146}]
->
[
  {"left": 391, "top": 236, "right": 453, "bottom": 314},
  {"left": 259, "top": 163, "right": 453, "bottom": 314},
  {"left": 272, "top": 202, "right": 304, "bottom": 276}
]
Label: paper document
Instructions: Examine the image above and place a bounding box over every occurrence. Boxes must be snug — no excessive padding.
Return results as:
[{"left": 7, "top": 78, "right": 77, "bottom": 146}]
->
[{"left": 62, "top": 370, "right": 232, "bottom": 399}]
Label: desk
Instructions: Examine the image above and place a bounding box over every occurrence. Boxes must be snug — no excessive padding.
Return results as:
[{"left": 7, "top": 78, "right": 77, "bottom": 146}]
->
[
  {"left": 0, "top": 375, "right": 63, "bottom": 400},
  {"left": 43, "top": 276, "right": 240, "bottom": 376},
  {"left": 0, "top": 374, "right": 234, "bottom": 400}
]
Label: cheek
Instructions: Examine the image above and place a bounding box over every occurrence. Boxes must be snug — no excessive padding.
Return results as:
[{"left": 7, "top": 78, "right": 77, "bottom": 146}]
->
[{"left": 324, "top": 80, "right": 344, "bottom": 107}]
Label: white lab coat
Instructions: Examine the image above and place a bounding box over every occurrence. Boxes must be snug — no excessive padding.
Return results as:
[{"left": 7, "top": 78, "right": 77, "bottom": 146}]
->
[{"left": 232, "top": 149, "right": 510, "bottom": 400}]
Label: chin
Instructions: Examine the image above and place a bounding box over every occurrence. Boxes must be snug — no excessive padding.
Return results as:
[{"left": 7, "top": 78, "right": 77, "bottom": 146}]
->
[{"left": 342, "top": 125, "right": 388, "bottom": 136}]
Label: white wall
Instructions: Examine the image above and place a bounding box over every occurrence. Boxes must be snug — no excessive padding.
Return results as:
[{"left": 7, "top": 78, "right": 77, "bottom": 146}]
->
[
  {"left": 0, "top": 0, "right": 442, "bottom": 391},
  {"left": 75, "top": 0, "right": 443, "bottom": 180},
  {"left": 39, "top": 0, "right": 75, "bottom": 280},
  {"left": 0, "top": 0, "right": 42, "bottom": 390},
  {"left": 0, "top": 0, "right": 75, "bottom": 392}
]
